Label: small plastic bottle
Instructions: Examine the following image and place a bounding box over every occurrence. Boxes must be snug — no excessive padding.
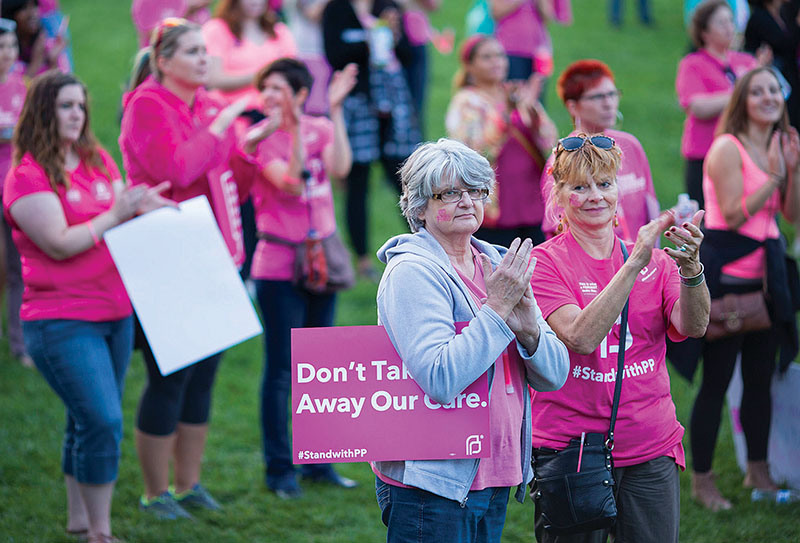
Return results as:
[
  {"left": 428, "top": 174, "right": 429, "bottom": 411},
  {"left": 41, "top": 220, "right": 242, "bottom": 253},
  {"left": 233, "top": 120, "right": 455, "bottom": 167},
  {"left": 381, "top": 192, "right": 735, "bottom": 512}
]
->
[
  {"left": 673, "top": 193, "right": 698, "bottom": 225},
  {"left": 368, "top": 22, "right": 394, "bottom": 68},
  {"left": 751, "top": 489, "right": 800, "bottom": 503}
]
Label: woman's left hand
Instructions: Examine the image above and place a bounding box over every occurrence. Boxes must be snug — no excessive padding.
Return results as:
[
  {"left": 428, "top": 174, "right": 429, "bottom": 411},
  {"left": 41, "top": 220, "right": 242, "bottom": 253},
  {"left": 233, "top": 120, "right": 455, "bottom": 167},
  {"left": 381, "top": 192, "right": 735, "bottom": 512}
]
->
[
  {"left": 663, "top": 209, "right": 705, "bottom": 276},
  {"left": 781, "top": 127, "right": 800, "bottom": 174},
  {"left": 328, "top": 63, "right": 358, "bottom": 111}
]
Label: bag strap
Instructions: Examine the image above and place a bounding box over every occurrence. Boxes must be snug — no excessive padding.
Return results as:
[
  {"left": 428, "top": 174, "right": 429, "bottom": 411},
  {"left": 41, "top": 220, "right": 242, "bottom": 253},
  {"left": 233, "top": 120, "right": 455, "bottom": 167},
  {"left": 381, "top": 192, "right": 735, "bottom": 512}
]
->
[
  {"left": 257, "top": 231, "right": 302, "bottom": 247},
  {"left": 607, "top": 240, "right": 630, "bottom": 451}
]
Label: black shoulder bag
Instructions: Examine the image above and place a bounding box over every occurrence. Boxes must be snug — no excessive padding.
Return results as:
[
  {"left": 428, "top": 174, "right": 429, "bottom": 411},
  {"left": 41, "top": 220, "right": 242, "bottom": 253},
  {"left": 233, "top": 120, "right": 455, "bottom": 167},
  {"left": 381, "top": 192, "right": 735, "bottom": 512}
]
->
[{"left": 531, "top": 241, "right": 630, "bottom": 536}]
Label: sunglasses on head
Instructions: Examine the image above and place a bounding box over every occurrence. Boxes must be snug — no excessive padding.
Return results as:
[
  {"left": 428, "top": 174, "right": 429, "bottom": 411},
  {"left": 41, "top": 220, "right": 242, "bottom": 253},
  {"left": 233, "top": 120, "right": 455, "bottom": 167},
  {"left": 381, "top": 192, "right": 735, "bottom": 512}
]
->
[
  {"left": 153, "top": 17, "right": 187, "bottom": 53},
  {"left": 558, "top": 135, "right": 616, "bottom": 152}
]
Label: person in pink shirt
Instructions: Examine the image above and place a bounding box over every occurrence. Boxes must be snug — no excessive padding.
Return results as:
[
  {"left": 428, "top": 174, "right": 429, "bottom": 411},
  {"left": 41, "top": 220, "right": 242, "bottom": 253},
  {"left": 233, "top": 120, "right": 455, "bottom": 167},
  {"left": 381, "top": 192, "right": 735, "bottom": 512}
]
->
[
  {"left": 676, "top": 0, "right": 760, "bottom": 208},
  {"left": 446, "top": 34, "right": 557, "bottom": 248},
  {"left": 530, "top": 134, "right": 710, "bottom": 542},
  {"left": 119, "top": 17, "right": 269, "bottom": 519},
  {"left": 1, "top": 0, "right": 70, "bottom": 77},
  {"left": 489, "top": 0, "right": 571, "bottom": 85},
  {"left": 250, "top": 57, "right": 361, "bottom": 498},
  {"left": 0, "top": 18, "right": 31, "bottom": 366},
  {"left": 131, "top": 0, "right": 213, "bottom": 48},
  {"left": 202, "top": 0, "right": 297, "bottom": 109},
  {"left": 3, "top": 71, "right": 171, "bottom": 543},
  {"left": 541, "top": 60, "right": 659, "bottom": 241},
  {"left": 689, "top": 67, "right": 800, "bottom": 511}
]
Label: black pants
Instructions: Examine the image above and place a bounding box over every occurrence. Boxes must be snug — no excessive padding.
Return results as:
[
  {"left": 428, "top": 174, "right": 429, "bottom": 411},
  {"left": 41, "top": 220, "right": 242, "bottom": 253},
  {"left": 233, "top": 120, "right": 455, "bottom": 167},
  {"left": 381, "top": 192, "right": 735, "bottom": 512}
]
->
[
  {"left": 684, "top": 158, "right": 705, "bottom": 210},
  {"left": 346, "top": 158, "right": 404, "bottom": 258},
  {"left": 690, "top": 283, "right": 777, "bottom": 472},
  {"left": 476, "top": 225, "right": 545, "bottom": 249},
  {"left": 134, "top": 317, "right": 223, "bottom": 435}
]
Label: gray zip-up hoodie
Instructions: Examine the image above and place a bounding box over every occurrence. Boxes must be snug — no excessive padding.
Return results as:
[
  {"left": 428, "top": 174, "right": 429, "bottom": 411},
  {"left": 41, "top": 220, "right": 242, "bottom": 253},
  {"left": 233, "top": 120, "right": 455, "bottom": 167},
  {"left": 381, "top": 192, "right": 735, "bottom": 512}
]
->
[{"left": 373, "top": 228, "right": 569, "bottom": 505}]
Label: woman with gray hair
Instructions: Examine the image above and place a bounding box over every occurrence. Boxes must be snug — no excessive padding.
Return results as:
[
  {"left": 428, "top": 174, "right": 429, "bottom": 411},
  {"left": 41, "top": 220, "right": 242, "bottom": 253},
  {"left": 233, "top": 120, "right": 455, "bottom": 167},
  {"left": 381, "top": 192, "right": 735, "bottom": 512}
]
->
[{"left": 373, "top": 138, "right": 569, "bottom": 542}]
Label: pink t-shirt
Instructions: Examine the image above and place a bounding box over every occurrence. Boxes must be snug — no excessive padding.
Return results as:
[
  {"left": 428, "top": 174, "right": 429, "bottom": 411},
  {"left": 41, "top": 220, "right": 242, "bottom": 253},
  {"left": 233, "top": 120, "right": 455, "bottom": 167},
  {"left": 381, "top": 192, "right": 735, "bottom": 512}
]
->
[
  {"left": 250, "top": 115, "right": 337, "bottom": 280},
  {"left": 494, "top": 1, "right": 548, "bottom": 58},
  {"left": 703, "top": 134, "right": 780, "bottom": 279},
  {"left": 530, "top": 231, "right": 686, "bottom": 468},
  {"left": 541, "top": 129, "right": 659, "bottom": 240},
  {"left": 202, "top": 18, "right": 297, "bottom": 107},
  {"left": 454, "top": 250, "right": 525, "bottom": 490},
  {"left": 0, "top": 72, "right": 27, "bottom": 190},
  {"left": 676, "top": 49, "right": 757, "bottom": 159},
  {"left": 3, "top": 151, "right": 132, "bottom": 322}
]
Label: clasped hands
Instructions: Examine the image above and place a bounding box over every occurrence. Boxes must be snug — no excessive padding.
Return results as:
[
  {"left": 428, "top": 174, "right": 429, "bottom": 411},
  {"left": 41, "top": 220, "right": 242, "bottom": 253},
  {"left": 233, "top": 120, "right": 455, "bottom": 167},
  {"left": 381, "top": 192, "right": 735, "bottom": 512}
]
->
[{"left": 479, "top": 238, "right": 540, "bottom": 352}]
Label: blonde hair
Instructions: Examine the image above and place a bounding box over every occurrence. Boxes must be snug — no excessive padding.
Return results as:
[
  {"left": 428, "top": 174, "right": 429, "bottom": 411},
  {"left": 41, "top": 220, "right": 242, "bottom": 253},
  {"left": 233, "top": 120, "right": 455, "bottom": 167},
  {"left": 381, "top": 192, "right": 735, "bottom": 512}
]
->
[{"left": 545, "top": 133, "right": 622, "bottom": 229}]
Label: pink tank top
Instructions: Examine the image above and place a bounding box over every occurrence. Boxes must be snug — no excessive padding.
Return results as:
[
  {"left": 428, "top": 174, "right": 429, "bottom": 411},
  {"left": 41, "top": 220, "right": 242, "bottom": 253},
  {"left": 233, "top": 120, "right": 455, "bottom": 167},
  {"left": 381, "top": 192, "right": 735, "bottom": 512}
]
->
[{"left": 703, "top": 134, "right": 780, "bottom": 279}]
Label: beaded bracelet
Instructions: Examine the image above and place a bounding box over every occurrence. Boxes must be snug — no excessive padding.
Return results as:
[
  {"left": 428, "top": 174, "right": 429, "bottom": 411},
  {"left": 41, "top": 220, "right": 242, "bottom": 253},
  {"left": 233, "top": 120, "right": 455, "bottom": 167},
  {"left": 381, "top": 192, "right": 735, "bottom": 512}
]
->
[{"left": 679, "top": 262, "right": 705, "bottom": 287}]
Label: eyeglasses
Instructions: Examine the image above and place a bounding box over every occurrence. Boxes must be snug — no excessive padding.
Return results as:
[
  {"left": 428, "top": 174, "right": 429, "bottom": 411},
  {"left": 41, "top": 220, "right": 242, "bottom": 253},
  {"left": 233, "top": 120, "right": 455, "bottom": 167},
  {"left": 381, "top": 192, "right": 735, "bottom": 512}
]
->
[
  {"left": 558, "top": 135, "right": 616, "bottom": 151},
  {"left": 580, "top": 90, "right": 622, "bottom": 102},
  {"left": 153, "top": 17, "right": 186, "bottom": 54},
  {"left": 0, "top": 18, "right": 16, "bottom": 33},
  {"left": 432, "top": 188, "right": 490, "bottom": 204}
]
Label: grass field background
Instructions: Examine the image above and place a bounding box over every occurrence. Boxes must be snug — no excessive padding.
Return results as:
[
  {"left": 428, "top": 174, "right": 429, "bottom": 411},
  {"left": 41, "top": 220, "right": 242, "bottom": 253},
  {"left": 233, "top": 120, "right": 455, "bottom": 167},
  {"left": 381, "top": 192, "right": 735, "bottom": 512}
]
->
[{"left": 1, "top": 0, "right": 799, "bottom": 541}]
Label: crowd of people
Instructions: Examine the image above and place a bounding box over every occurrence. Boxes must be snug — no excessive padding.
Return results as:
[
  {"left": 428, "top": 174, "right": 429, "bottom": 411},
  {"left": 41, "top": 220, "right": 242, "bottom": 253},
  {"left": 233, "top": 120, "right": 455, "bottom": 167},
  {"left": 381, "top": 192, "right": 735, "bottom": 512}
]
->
[{"left": 1, "top": 0, "right": 799, "bottom": 542}]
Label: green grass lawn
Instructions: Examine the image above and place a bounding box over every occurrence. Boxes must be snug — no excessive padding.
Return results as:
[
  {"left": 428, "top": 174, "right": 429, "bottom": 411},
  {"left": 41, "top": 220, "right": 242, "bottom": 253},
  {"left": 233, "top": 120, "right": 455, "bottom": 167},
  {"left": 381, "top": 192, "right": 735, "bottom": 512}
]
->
[{"left": 1, "top": 0, "right": 798, "bottom": 541}]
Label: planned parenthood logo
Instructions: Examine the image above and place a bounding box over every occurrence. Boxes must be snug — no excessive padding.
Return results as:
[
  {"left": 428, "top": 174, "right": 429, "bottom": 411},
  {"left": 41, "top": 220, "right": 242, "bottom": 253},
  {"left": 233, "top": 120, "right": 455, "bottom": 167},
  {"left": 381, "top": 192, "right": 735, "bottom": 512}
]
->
[{"left": 466, "top": 434, "right": 484, "bottom": 456}]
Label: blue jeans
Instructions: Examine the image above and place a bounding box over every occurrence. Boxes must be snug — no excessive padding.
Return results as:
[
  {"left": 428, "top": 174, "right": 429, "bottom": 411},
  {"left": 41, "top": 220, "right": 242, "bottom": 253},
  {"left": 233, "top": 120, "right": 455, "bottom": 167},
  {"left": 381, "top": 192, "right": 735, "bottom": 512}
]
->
[
  {"left": 23, "top": 316, "right": 134, "bottom": 484},
  {"left": 609, "top": 0, "right": 652, "bottom": 25},
  {"left": 256, "top": 280, "right": 336, "bottom": 479},
  {"left": 376, "top": 478, "right": 510, "bottom": 543}
]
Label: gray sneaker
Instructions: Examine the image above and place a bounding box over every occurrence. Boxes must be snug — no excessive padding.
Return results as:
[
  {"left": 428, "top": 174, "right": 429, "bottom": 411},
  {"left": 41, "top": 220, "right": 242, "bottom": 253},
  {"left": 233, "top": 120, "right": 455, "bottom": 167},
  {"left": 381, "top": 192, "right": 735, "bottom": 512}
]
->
[
  {"left": 172, "top": 484, "right": 221, "bottom": 511},
  {"left": 139, "top": 492, "right": 193, "bottom": 520}
]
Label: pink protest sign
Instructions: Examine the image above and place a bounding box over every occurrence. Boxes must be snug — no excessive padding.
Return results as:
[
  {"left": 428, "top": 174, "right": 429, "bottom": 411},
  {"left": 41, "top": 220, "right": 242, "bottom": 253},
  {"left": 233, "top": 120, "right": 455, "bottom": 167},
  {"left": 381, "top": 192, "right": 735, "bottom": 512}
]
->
[{"left": 291, "top": 325, "right": 491, "bottom": 464}]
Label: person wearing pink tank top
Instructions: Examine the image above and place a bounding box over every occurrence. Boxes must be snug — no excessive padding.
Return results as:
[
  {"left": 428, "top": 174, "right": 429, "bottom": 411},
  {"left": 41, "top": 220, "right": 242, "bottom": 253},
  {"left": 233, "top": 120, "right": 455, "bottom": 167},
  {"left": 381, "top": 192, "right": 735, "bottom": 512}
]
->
[{"left": 691, "top": 66, "right": 800, "bottom": 511}]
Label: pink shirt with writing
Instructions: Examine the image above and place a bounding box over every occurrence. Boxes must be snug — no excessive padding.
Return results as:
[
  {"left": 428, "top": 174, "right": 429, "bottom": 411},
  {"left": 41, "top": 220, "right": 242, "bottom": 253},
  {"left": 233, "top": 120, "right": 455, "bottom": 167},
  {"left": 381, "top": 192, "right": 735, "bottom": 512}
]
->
[
  {"left": 676, "top": 49, "right": 757, "bottom": 159},
  {"left": 703, "top": 134, "right": 780, "bottom": 279},
  {"left": 3, "top": 150, "right": 132, "bottom": 321},
  {"left": 530, "top": 232, "right": 686, "bottom": 468},
  {"left": 541, "top": 129, "right": 659, "bottom": 240},
  {"left": 0, "top": 72, "right": 26, "bottom": 190},
  {"left": 250, "top": 115, "right": 337, "bottom": 280},
  {"left": 202, "top": 18, "right": 297, "bottom": 108}
]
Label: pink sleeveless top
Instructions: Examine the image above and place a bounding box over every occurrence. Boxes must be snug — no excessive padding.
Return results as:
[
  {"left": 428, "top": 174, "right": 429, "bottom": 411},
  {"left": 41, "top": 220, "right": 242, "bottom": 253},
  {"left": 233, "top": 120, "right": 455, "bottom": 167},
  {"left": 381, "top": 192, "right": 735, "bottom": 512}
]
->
[{"left": 703, "top": 134, "right": 781, "bottom": 279}]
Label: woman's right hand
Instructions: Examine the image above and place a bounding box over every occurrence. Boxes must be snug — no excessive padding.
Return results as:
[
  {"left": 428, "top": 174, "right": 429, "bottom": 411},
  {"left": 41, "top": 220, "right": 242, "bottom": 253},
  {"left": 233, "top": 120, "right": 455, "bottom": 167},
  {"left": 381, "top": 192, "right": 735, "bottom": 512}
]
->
[
  {"left": 767, "top": 130, "right": 788, "bottom": 183},
  {"left": 479, "top": 237, "right": 536, "bottom": 320},
  {"left": 209, "top": 97, "right": 250, "bottom": 136}
]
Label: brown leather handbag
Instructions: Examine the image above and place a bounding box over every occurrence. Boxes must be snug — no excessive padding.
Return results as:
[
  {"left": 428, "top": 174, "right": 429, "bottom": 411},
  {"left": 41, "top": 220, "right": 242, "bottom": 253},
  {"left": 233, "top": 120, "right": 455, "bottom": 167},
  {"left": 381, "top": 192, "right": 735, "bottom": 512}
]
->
[{"left": 705, "top": 291, "right": 771, "bottom": 342}]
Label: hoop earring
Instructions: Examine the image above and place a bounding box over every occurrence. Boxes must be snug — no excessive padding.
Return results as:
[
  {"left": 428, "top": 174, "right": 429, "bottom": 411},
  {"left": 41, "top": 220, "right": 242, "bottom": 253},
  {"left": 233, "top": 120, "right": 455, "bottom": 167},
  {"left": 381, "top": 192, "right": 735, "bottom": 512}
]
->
[{"left": 615, "top": 110, "right": 624, "bottom": 129}]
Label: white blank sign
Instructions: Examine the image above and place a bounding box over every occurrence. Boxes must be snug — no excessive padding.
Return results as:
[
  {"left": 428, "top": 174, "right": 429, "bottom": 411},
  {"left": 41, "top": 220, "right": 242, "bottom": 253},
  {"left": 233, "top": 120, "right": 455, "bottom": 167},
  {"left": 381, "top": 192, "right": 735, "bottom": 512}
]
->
[{"left": 105, "top": 196, "right": 262, "bottom": 375}]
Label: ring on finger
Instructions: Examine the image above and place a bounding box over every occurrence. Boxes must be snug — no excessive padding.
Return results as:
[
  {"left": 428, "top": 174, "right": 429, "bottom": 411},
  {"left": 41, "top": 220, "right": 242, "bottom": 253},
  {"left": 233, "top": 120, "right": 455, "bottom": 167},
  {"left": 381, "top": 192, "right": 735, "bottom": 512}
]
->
[{"left": 679, "top": 244, "right": 688, "bottom": 252}]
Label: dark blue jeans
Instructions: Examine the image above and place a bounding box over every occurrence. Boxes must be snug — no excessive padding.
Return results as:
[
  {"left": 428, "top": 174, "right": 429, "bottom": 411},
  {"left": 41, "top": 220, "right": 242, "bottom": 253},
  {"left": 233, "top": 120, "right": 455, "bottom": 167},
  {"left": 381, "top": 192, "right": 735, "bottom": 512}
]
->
[
  {"left": 376, "top": 477, "right": 510, "bottom": 543},
  {"left": 24, "top": 316, "right": 133, "bottom": 484},
  {"left": 609, "top": 0, "right": 652, "bottom": 25},
  {"left": 256, "top": 280, "right": 336, "bottom": 479}
]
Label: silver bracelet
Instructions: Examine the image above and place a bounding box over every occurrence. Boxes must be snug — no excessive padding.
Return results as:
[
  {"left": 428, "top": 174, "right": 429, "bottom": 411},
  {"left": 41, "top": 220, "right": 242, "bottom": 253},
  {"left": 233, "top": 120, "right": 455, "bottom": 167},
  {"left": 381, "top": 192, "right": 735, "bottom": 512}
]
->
[{"left": 679, "top": 262, "right": 705, "bottom": 287}]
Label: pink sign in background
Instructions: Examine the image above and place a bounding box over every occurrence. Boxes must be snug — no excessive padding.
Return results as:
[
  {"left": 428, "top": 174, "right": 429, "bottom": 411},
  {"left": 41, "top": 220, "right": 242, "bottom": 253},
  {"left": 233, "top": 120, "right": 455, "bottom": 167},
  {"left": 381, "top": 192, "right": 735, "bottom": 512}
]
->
[{"left": 291, "top": 325, "right": 491, "bottom": 464}]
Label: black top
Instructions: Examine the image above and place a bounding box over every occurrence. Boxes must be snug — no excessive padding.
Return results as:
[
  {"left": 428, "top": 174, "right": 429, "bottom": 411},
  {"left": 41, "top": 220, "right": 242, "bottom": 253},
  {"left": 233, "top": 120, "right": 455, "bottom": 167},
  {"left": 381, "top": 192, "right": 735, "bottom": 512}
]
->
[
  {"left": 744, "top": 5, "right": 800, "bottom": 126},
  {"left": 321, "top": 0, "right": 412, "bottom": 97}
]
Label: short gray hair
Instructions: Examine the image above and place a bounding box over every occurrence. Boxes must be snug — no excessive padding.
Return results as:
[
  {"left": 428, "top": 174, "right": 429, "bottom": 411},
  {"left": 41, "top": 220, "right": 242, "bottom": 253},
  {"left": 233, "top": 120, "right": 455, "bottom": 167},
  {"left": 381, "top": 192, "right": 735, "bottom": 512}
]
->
[{"left": 399, "top": 138, "right": 495, "bottom": 232}]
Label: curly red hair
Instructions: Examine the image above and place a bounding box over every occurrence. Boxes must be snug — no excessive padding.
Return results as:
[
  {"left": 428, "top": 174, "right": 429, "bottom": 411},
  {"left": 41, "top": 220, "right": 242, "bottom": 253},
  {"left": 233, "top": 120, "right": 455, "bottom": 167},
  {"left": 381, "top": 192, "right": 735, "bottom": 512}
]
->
[{"left": 556, "top": 59, "right": 615, "bottom": 104}]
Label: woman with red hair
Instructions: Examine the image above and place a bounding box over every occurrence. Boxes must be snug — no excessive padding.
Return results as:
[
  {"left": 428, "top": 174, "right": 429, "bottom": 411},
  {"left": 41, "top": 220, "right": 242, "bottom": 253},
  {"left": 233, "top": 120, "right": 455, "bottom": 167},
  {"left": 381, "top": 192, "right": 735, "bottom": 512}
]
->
[
  {"left": 540, "top": 59, "right": 659, "bottom": 241},
  {"left": 445, "top": 34, "right": 557, "bottom": 247}
]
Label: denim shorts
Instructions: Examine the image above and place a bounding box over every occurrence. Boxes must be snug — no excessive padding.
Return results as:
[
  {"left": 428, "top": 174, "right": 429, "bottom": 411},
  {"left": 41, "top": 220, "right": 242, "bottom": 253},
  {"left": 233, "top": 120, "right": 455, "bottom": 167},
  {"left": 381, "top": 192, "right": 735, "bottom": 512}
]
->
[{"left": 24, "top": 316, "right": 134, "bottom": 484}]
